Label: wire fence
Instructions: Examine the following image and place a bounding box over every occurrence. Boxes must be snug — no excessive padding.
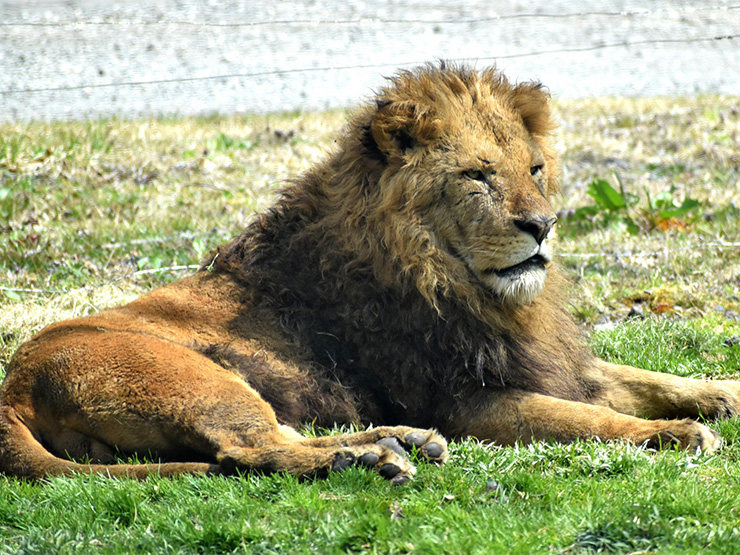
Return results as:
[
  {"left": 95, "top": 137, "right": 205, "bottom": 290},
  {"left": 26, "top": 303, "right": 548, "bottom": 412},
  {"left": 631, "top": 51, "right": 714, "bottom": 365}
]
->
[
  {"left": 2, "top": 34, "right": 739, "bottom": 97},
  {"left": 1, "top": 1, "right": 739, "bottom": 121},
  {"left": 2, "top": 5, "right": 739, "bottom": 27}
]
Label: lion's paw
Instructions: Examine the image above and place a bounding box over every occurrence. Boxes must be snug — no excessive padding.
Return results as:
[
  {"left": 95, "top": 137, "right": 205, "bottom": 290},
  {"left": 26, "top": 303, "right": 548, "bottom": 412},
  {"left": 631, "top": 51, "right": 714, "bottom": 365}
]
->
[
  {"left": 331, "top": 427, "right": 448, "bottom": 484},
  {"left": 698, "top": 382, "right": 740, "bottom": 420},
  {"left": 331, "top": 444, "right": 417, "bottom": 485},
  {"left": 647, "top": 420, "right": 722, "bottom": 454},
  {"left": 374, "top": 428, "right": 448, "bottom": 464}
]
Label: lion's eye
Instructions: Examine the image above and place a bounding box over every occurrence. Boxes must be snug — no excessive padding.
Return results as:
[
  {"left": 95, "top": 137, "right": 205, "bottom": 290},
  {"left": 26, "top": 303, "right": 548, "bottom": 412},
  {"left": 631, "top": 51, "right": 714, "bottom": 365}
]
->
[
  {"left": 463, "top": 169, "right": 487, "bottom": 182},
  {"left": 530, "top": 164, "right": 544, "bottom": 177}
]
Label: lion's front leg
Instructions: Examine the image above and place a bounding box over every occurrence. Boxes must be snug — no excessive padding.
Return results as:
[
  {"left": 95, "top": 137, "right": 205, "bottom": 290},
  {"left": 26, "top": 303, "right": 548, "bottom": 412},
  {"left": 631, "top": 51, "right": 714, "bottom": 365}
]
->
[
  {"left": 453, "top": 390, "right": 722, "bottom": 452},
  {"left": 590, "top": 361, "right": 740, "bottom": 421}
]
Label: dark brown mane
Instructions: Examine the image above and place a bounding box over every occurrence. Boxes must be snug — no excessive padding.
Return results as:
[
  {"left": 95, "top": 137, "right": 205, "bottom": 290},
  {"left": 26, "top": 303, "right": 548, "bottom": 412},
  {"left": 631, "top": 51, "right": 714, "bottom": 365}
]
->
[{"left": 208, "top": 186, "right": 590, "bottom": 430}]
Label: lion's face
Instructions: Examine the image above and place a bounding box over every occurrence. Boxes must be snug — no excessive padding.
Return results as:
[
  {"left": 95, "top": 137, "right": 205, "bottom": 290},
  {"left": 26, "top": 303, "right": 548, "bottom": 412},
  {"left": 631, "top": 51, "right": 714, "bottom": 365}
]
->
[
  {"left": 421, "top": 127, "right": 558, "bottom": 305},
  {"left": 365, "top": 66, "right": 560, "bottom": 305}
]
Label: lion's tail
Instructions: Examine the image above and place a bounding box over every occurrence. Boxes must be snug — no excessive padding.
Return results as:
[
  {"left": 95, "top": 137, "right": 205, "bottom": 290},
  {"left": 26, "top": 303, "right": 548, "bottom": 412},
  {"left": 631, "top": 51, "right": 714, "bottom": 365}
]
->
[{"left": 0, "top": 405, "right": 219, "bottom": 480}]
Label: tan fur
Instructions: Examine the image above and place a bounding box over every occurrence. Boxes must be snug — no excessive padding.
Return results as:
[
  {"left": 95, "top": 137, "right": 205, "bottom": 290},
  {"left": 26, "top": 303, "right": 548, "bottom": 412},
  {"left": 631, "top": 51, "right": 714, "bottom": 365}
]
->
[{"left": 1, "top": 63, "right": 738, "bottom": 482}]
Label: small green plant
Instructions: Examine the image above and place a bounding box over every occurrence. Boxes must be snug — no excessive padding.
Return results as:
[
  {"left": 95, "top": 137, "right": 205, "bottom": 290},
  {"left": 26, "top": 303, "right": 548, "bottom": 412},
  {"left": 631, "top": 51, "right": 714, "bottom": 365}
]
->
[
  {"left": 570, "top": 174, "right": 700, "bottom": 234},
  {"left": 207, "top": 132, "right": 253, "bottom": 153}
]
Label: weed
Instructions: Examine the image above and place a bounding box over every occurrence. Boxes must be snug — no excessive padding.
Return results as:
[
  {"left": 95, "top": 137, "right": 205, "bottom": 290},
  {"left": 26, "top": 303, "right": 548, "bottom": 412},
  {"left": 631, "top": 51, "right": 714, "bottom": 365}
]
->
[{"left": 566, "top": 174, "right": 701, "bottom": 234}]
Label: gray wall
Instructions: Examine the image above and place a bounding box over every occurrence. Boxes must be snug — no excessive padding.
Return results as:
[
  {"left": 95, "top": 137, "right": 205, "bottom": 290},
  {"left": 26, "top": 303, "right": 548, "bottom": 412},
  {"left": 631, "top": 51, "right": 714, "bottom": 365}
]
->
[{"left": 1, "top": 0, "right": 739, "bottom": 121}]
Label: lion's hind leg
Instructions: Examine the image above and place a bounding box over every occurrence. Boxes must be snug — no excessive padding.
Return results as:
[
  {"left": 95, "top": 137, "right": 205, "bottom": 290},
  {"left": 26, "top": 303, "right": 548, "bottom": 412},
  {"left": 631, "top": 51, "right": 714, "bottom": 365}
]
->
[
  {"left": 3, "top": 327, "right": 445, "bottom": 483},
  {"left": 0, "top": 404, "right": 219, "bottom": 480}
]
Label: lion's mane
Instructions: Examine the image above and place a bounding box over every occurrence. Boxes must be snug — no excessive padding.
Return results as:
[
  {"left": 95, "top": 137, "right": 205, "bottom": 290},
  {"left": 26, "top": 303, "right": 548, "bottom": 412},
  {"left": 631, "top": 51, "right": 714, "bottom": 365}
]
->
[{"left": 209, "top": 63, "right": 593, "bottom": 433}]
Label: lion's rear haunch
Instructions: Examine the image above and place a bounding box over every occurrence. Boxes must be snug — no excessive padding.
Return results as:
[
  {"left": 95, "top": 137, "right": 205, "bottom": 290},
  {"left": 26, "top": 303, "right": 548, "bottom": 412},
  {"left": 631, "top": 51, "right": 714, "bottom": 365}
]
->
[{"left": 2, "top": 63, "right": 736, "bottom": 481}]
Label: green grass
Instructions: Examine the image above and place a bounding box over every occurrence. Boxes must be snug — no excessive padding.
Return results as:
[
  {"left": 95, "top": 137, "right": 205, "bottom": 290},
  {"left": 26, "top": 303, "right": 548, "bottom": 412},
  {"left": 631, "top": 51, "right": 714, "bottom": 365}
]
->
[
  {"left": 591, "top": 319, "right": 740, "bottom": 380},
  {"left": 2, "top": 430, "right": 740, "bottom": 553},
  {"left": 1, "top": 97, "right": 740, "bottom": 553}
]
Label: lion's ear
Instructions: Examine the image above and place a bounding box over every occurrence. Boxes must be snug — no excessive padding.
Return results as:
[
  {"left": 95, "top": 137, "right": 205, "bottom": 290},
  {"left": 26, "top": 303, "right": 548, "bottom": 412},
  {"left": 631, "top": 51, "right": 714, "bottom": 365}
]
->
[
  {"left": 367, "top": 100, "right": 440, "bottom": 163},
  {"left": 510, "top": 83, "right": 553, "bottom": 136},
  {"left": 511, "top": 82, "right": 561, "bottom": 195}
]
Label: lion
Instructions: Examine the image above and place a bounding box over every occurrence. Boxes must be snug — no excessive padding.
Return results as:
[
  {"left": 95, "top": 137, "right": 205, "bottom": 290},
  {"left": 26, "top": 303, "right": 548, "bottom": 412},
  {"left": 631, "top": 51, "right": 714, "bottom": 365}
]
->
[{"left": 1, "top": 63, "right": 739, "bottom": 483}]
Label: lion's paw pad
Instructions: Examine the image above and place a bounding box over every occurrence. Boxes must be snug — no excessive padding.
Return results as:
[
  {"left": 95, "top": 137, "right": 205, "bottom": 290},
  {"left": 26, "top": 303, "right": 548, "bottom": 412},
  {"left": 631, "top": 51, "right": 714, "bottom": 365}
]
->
[
  {"left": 398, "top": 429, "right": 449, "bottom": 464},
  {"left": 357, "top": 452, "right": 380, "bottom": 467},
  {"left": 331, "top": 453, "right": 356, "bottom": 472},
  {"left": 390, "top": 474, "right": 411, "bottom": 486},
  {"left": 421, "top": 442, "right": 445, "bottom": 459},
  {"left": 332, "top": 448, "right": 414, "bottom": 482},
  {"left": 375, "top": 437, "right": 405, "bottom": 456},
  {"left": 378, "top": 463, "right": 402, "bottom": 479},
  {"left": 404, "top": 432, "right": 427, "bottom": 447}
]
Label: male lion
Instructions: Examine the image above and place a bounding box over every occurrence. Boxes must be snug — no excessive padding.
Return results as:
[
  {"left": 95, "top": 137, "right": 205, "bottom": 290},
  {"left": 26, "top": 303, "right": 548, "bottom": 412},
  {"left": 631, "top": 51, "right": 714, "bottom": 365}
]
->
[{"left": 1, "top": 63, "right": 739, "bottom": 483}]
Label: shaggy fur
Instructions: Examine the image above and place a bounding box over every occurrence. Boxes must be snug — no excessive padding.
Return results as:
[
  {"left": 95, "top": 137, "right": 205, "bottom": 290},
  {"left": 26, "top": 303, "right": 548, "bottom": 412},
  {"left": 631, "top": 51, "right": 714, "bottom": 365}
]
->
[{"left": 2, "top": 63, "right": 739, "bottom": 482}]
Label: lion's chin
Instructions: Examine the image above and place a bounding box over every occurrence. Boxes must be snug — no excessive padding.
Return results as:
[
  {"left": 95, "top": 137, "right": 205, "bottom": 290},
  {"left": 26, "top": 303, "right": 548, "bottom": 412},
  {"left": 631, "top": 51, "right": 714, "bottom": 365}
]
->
[{"left": 484, "top": 259, "right": 547, "bottom": 305}]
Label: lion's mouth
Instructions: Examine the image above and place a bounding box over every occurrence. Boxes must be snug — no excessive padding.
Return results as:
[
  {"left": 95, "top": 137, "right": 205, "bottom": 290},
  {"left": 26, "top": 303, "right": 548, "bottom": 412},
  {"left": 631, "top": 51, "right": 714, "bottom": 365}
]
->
[{"left": 483, "top": 254, "right": 547, "bottom": 278}]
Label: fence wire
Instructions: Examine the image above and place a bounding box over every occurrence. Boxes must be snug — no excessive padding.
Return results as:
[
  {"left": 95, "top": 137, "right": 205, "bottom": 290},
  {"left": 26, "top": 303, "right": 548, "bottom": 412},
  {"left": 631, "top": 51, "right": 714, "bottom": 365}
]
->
[{"left": 2, "top": 4, "right": 739, "bottom": 26}]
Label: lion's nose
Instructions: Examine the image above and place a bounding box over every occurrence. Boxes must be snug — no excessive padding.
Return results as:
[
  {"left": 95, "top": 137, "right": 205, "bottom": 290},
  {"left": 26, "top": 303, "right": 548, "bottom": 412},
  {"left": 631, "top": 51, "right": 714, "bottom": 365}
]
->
[{"left": 514, "top": 215, "right": 558, "bottom": 245}]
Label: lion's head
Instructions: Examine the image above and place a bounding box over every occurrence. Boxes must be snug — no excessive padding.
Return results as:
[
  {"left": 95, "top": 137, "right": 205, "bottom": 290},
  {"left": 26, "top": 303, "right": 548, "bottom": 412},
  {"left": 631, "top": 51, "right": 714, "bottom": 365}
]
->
[
  {"left": 220, "top": 63, "right": 562, "bottom": 312},
  {"left": 330, "top": 63, "right": 561, "bottom": 307}
]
